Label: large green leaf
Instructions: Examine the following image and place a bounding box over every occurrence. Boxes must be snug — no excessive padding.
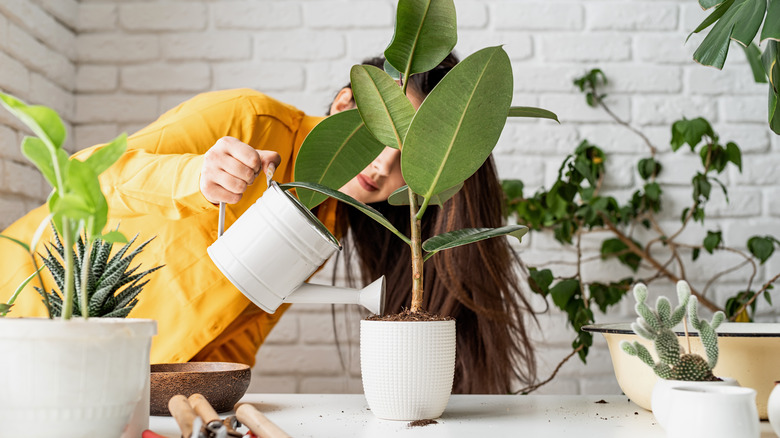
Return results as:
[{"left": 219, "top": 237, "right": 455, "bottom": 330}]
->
[
  {"left": 508, "top": 106, "right": 560, "bottom": 123},
  {"left": 0, "top": 92, "right": 66, "bottom": 149},
  {"left": 693, "top": 0, "right": 766, "bottom": 69},
  {"left": 700, "top": 0, "right": 728, "bottom": 9},
  {"left": 763, "top": 40, "right": 780, "bottom": 134},
  {"left": 294, "top": 109, "right": 385, "bottom": 209},
  {"left": 280, "top": 181, "right": 410, "bottom": 244},
  {"left": 402, "top": 46, "right": 513, "bottom": 200},
  {"left": 687, "top": 0, "right": 736, "bottom": 43},
  {"left": 743, "top": 43, "right": 768, "bottom": 83},
  {"left": 351, "top": 65, "right": 415, "bottom": 149},
  {"left": 66, "top": 159, "right": 108, "bottom": 237},
  {"left": 21, "top": 137, "right": 68, "bottom": 190},
  {"left": 761, "top": 0, "right": 780, "bottom": 42},
  {"left": 421, "top": 225, "right": 528, "bottom": 259},
  {"left": 84, "top": 133, "right": 127, "bottom": 176},
  {"left": 384, "top": 0, "right": 457, "bottom": 77},
  {"left": 387, "top": 182, "right": 462, "bottom": 206}
]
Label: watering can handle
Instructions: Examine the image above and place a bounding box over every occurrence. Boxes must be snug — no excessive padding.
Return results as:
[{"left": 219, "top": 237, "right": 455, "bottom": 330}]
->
[{"left": 217, "top": 163, "right": 274, "bottom": 239}]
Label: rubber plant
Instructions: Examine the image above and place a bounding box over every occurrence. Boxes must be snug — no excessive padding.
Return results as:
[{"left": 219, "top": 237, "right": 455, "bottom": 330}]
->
[
  {"left": 0, "top": 92, "right": 128, "bottom": 320},
  {"left": 281, "top": 0, "right": 558, "bottom": 315}
]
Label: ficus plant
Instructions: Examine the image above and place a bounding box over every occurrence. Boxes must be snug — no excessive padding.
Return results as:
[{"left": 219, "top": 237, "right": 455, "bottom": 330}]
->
[
  {"left": 687, "top": 0, "right": 779, "bottom": 134},
  {"left": 503, "top": 69, "right": 779, "bottom": 391},
  {"left": 279, "top": 0, "right": 558, "bottom": 314},
  {"left": 0, "top": 92, "right": 129, "bottom": 320}
]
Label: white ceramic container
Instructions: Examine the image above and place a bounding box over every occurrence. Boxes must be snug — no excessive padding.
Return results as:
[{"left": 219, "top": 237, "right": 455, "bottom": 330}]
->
[
  {"left": 767, "top": 381, "right": 780, "bottom": 437},
  {"left": 665, "top": 385, "right": 759, "bottom": 438},
  {"left": 651, "top": 377, "right": 738, "bottom": 428},
  {"left": 361, "top": 319, "right": 456, "bottom": 421},
  {"left": 0, "top": 318, "right": 156, "bottom": 438}
]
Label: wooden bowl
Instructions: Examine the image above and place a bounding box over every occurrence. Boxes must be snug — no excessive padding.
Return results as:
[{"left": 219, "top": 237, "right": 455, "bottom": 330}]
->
[{"left": 150, "top": 362, "right": 251, "bottom": 416}]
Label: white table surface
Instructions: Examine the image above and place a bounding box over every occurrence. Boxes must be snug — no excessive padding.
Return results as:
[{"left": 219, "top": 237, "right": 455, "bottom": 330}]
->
[{"left": 149, "top": 393, "right": 777, "bottom": 437}]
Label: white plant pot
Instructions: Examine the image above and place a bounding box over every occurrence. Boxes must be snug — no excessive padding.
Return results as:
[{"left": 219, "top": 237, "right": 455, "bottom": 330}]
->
[
  {"left": 0, "top": 318, "right": 156, "bottom": 438},
  {"left": 651, "top": 377, "right": 739, "bottom": 429},
  {"left": 360, "top": 319, "right": 456, "bottom": 421}
]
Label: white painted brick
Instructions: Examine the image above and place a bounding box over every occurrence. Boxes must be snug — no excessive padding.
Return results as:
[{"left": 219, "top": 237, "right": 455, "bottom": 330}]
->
[
  {"left": 73, "top": 123, "right": 119, "bottom": 150},
  {"left": 77, "top": 34, "right": 159, "bottom": 63},
  {"left": 655, "top": 153, "right": 704, "bottom": 185},
  {"left": 526, "top": 377, "right": 580, "bottom": 395},
  {"left": 458, "top": 31, "right": 532, "bottom": 60},
  {"left": 158, "top": 93, "right": 198, "bottom": 116},
  {"left": 161, "top": 32, "right": 251, "bottom": 62},
  {"left": 119, "top": 3, "right": 206, "bottom": 31},
  {"left": 600, "top": 64, "right": 682, "bottom": 94},
  {"left": 305, "top": 1, "right": 392, "bottom": 29},
  {"left": 0, "top": 0, "right": 76, "bottom": 59},
  {"left": 734, "top": 155, "right": 780, "bottom": 186},
  {"left": 247, "top": 375, "right": 297, "bottom": 394},
  {"left": 541, "top": 94, "right": 631, "bottom": 123},
  {"left": 707, "top": 187, "right": 762, "bottom": 218},
  {"left": 121, "top": 63, "right": 210, "bottom": 93},
  {"left": 721, "top": 96, "right": 769, "bottom": 123},
  {"left": 580, "top": 378, "right": 623, "bottom": 395},
  {"left": 261, "top": 311, "right": 300, "bottom": 345},
  {"left": 305, "top": 59, "right": 355, "bottom": 93},
  {"left": 76, "top": 65, "right": 117, "bottom": 92},
  {"left": 633, "top": 95, "right": 718, "bottom": 125},
  {"left": 265, "top": 91, "right": 330, "bottom": 117},
  {"left": 579, "top": 125, "right": 654, "bottom": 155},
  {"left": 456, "top": 1, "right": 488, "bottom": 29},
  {"left": 602, "top": 155, "right": 635, "bottom": 189},
  {"left": 29, "top": 74, "right": 73, "bottom": 122},
  {"left": 685, "top": 246, "right": 760, "bottom": 283},
  {"left": 512, "top": 63, "right": 579, "bottom": 92},
  {"left": 77, "top": 3, "right": 116, "bottom": 32},
  {"left": 588, "top": 2, "right": 678, "bottom": 31},
  {"left": 345, "top": 30, "right": 392, "bottom": 61},
  {"left": 635, "top": 34, "right": 697, "bottom": 65},
  {"left": 769, "top": 188, "right": 780, "bottom": 217},
  {"left": 255, "top": 32, "right": 345, "bottom": 61},
  {"left": 0, "top": 195, "right": 28, "bottom": 229},
  {"left": 541, "top": 35, "right": 631, "bottom": 62},
  {"left": 687, "top": 65, "right": 766, "bottom": 95},
  {"left": 213, "top": 62, "right": 304, "bottom": 92},
  {"left": 0, "top": 13, "right": 7, "bottom": 51},
  {"left": 493, "top": 154, "right": 546, "bottom": 186},
  {"left": 2, "top": 160, "right": 43, "bottom": 197},
  {"left": 718, "top": 124, "right": 770, "bottom": 154},
  {"left": 255, "top": 345, "right": 343, "bottom": 375},
  {"left": 0, "top": 125, "right": 25, "bottom": 162},
  {"left": 681, "top": 3, "right": 714, "bottom": 37},
  {"left": 7, "top": 23, "right": 76, "bottom": 91},
  {"left": 0, "top": 51, "right": 30, "bottom": 96},
  {"left": 503, "top": 122, "right": 580, "bottom": 155},
  {"left": 75, "top": 94, "right": 158, "bottom": 123},
  {"left": 213, "top": 2, "right": 301, "bottom": 30},
  {"left": 494, "top": 2, "right": 584, "bottom": 31},
  {"left": 300, "top": 377, "right": 363, "bottom": 394},
  {"left": 35, "top": 0, "right": 78, "bottom": 31}
]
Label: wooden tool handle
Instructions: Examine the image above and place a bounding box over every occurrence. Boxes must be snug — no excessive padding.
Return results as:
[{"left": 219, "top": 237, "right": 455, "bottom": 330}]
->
[
  {"left": 235, "top": 404, "right": 291, "bottom": 438},
  {"left": 168, "top": 394, "right": 198, "bottom": 438},
  {"left": 188, "top": 393, "right": 221, "bottom": 424}
]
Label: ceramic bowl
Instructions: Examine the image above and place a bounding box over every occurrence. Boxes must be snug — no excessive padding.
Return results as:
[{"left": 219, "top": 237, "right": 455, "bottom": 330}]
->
[
  {"left": 583, "top": 322, "right": 780, "bottom": 419},
  {"left": 149, "top": 362, "right": 251, "bottom": 416}
]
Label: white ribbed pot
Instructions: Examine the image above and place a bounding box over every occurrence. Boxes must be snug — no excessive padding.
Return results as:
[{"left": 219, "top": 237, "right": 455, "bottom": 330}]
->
[
  {"left": 0, "top": 318, "right": 156, "bottom": 438},
  {"left": 360, "top": 319, "right": 456, "bottom": 421}
]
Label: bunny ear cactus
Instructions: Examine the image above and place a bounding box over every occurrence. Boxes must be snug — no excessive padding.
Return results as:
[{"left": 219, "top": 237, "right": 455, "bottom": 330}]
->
[{"left": 620, "top": 281, "right": 726, "bottom": 381}]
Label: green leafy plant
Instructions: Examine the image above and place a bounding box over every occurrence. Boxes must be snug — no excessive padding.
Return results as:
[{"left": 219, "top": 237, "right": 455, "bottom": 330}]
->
[
  {"left": 280, "top": 0, "right": 558, "bottom": 314},
  {"left": 503, "top": 69, "right": 779, "bottom": 388},
  {"left": 687, "top": 0, "right": 779, "bottom": 134},
  {"left": 621, "top": 281, "right": 725, "bottom": 381},
  {"left": 0, "top": 92, "right": 129, "bottom": 320},
  {"left": 36, "top": 226, "right": 162, "bottom": 318}
]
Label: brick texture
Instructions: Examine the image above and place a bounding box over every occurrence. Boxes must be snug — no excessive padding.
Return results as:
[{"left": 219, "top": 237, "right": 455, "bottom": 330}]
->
[{"left": 0, "top": 0, "right": 778, "bottom": 399}]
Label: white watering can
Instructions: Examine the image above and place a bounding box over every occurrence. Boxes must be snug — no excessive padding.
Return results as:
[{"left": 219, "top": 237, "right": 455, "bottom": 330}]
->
[{"left": 207, "top": 181, "right": 385, "bottom": 315}]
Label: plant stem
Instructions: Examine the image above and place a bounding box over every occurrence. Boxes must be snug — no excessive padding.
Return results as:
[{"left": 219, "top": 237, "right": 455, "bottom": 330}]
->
[
  {"left": 81, "top": 237, "right": 92, "bottom": 320},
  {"left": 408, "top": 189, "right": 424, "bottom": 313},
  {"left": 513, "top": 345, "right": 584, "bottom": 394},
  {"left": 61, "top": 218, "right": 75, "bottom": 320},
  {"left": 733, "top": 271, "right": 780, "bottom": 319}
]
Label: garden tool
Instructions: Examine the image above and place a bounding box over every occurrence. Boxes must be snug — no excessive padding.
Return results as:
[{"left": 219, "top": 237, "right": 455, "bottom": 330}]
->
[
  {"left": 168, "top": 394, "right": 206, "bottom": 438},
  {"left": 188, "top": 393, "right": 243, "bottom": 438},
  {"left": 235, "top": 404, "right": 291, "bottom": 438}
]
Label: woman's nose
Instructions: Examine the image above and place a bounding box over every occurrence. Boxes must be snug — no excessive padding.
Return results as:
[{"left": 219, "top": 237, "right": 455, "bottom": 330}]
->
[{"left": 371, "top": 147, "right": 400, "bottom": 176}]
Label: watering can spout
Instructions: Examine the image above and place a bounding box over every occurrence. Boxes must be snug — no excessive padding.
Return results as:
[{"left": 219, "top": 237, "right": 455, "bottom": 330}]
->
[{"left": 283, "top": 276, "right": 386, "bottom": 315}]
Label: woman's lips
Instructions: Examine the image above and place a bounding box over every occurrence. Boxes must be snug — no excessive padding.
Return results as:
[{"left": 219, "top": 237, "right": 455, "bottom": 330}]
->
[{"left": 356, "top": 174, "right": 379, "bottom": 192}]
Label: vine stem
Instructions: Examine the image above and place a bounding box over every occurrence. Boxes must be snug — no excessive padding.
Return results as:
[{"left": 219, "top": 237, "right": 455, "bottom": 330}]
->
[
  {"left": 513, "top": 345, "right": 584, "bottom": 395},
  {"left": 733, "top": 272, "right": 780, "bottom": 319}
]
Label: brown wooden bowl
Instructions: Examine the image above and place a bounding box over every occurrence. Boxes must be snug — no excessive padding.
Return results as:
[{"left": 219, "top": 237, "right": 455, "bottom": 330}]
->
[{"left": 150, "top": 362, "right": 251, "bottom": 416}]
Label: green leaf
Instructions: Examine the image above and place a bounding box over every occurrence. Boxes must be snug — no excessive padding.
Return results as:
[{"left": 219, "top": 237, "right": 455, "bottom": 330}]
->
[
  {"left": 0, "top": 92, "right": 66, "bottom": 148},
  {"left": 743, "top": 43, "right": 768, "bottom": 83},
  {"left": 550, "top": 279, "right": 580, "bottom": 310},
  {"left": 693, "top": 0, "right": 766, "bottom": 69},
  {"left": 748, "top": 236, "right": 775, "bottom": 263},
  {"left": 402, "top": 46, "right": 513, "bottom": 199},
  {"left": 700, "top": 0, "right": 729, "bottom": 9},
  {"left": 637, "top": 157, "right": 661, "bottom": 180},
  {"left": 387, "top": 182, "right": 462, "bottom": 206},
  {"left": 100, "top": 230, "right": 127, "bottom": 244},
  {"left": 508, "top": 106, "right": 559, "bottom": 123},
  {"left": 383, "top": 59, "right": 401, "bottom": 81},
  {"left": 761, "top": 0, "right": 780, "bottom": 42},
  {"left": 384, "top": 0, "right": 457, "bottom": 77},
  {"left": 0, "top": 233, "right": 31, "bottom": 252},
  {"left": 704, "top": 230, "right": 722, "bottom": 253},
  {"left": 528, "top": 268, "right": 553, "bottom": 296},
  {"left": 687, "top": 0, "right": 736, "bottom": 42},
  {"left": 67, "top": 159, "right": 108, "bottom": 237},
  {"left": 84, "top": 133, "right": 127, "bottom": 176},
  {"left": 763, "top": 41, "right": 780, "bottom": 134},
  {"left": 671, "top": 117, "right": 713, "bottom": 151},
  {"left": 294, "top": 109, "right": 385, "bottom": 209},
  {"left": 21, "top": 136, "right": 68, "bottom": 190},
  {"left": 280, "top": 181, "right": 409, "bottom": 244},
  {"left": 601, "top": 238, "right": 642, "bottom": 272},
  {"left": 725, "top": 142, "right": 742, "bottom": 171},
  {"left": 644, "top": 182, "right": 661, "bottom": 202},
  {"left": 351, "top": 65, "right": 415, "bottom": 149},
  {"left": 422, "top": 225, "right": 528, "bottom": 256},
  {"left": 693, "top": 247, "right": 701, "bottom": 261}
]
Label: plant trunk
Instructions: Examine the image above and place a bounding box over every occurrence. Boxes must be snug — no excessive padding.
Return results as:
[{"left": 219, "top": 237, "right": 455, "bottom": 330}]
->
[
  {"left": 409, "top": 190, "right": 424, "bottom": 313},
  {"left": 61, "top": 219, "right": 75, "bottom": 320}
]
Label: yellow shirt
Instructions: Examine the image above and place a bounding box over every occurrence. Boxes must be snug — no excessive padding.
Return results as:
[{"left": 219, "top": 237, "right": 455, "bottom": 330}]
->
[{"left": 0, "top": 89, "right": 329, "bottom": 366}]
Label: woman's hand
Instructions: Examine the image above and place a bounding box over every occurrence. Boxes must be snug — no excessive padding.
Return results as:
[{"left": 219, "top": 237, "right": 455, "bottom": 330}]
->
[{"left": 200, "top": 136, "right": 281, "bottom": 204}]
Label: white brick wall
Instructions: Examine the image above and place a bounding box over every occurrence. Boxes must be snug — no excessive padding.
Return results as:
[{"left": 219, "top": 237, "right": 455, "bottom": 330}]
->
[{"left": 1, "top": 0, "right": 778, "bottom": 397}]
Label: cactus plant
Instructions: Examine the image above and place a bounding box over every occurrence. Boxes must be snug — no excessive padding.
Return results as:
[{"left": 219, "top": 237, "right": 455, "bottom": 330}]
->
[
  {"left": 36, "top": 226, "right": 162, "bottom": 318},
  {"left": 621, "top": 281, "right": 726, "bottom": 381}
]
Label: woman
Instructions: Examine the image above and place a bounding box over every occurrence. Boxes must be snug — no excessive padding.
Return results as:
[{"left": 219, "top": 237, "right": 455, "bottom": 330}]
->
[{"left": 0, "top": 54, "right": 537, "bottom": 394}]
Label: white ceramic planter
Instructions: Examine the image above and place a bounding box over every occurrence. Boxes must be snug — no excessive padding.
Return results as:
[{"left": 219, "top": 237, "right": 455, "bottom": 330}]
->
[
  {"left": 767, "top": 382, "right": 780, "bottom": 437},
  {"left": 360, "top": 319, "right": 456, "bottom": 421},
  {"left": 0, "top": 318, "right": 156, "bottom": 438},
  {"left": 651, "top": 377, "right": 739, "bottom": 428},
  {"left": 665, "top": 385, "right": 759, "bottom": 438}
]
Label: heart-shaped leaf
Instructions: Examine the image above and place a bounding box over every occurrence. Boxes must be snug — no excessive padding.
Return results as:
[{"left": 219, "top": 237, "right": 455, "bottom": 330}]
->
[
  {"left": 508, "top": 106, "right": 560, "bottom": 123},
  {"left": 422, "top": 225, "right": 528, "bottom": 260},
  {"left": 294, "top": 109, "right": 385, "bottom": 209},
  {"left": 351, "top": 65, "right": 415, "bottom": 149},
  {"left": 402, "top": 46, "right": 513, "bottom": 200}
]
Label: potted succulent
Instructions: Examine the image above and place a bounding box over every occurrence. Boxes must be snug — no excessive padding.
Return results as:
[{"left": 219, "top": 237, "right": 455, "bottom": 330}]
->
[
  {"left": 0, "top": 92, "right": 158, "bottom": 438},
  {"left": 620, "top": 281, "right": 738, "bottom": 427},
  {"left": 280, "top": 0, "right": 557, "bottom": 421}
]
